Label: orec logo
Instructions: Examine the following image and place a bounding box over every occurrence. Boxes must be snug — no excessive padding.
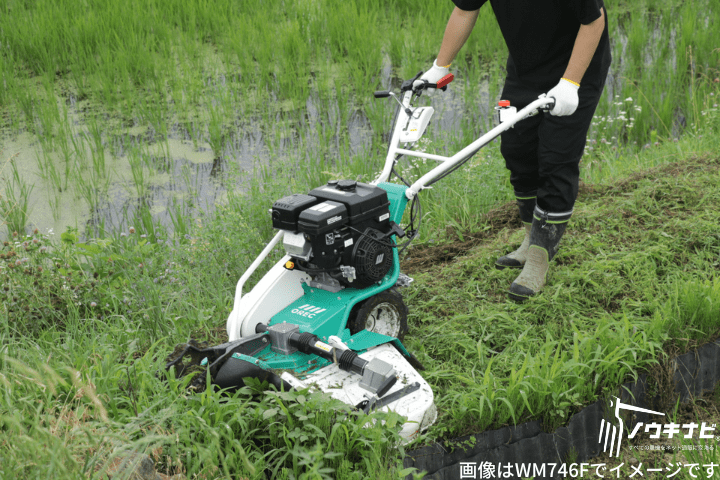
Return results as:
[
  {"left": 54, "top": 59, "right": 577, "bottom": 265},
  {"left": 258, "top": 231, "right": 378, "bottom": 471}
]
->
[
  {"left": 291, "top": 304, "right": 327, "bottom": 319},
  {"left": 600, "top": 397, "right": 716, "bottom": 457}
]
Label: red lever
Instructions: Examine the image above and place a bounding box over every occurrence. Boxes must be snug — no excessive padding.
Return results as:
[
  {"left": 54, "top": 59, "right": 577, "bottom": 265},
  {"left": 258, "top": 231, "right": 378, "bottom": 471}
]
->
[
  {"left": 436, "top": 73, "right": 454, "bottom": 89},
  {"left": 498, "top": 100, "right": 511, "bottom": 107}
]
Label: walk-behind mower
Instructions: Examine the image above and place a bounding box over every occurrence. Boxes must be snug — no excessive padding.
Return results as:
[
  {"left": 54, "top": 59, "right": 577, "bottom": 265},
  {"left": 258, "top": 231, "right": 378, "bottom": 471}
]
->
[{"left": 166, "top": 72, "right": 555, "bottom": 442}]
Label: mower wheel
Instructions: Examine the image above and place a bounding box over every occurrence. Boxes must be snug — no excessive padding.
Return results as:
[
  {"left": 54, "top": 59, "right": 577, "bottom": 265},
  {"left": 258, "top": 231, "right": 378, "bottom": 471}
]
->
[{"left": 349, "top": 288, "right": 408, "bottom": 341}]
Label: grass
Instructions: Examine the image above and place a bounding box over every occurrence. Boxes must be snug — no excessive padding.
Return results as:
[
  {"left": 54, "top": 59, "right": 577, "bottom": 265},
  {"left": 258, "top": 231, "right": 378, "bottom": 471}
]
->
[
  {"left": 0, "top": 217, "right": 417, "bottom": 478},
  {"left": 0, "top": 157, "right": 34, "bottom": 238},
  {"left": 2, "top": 129, "right": 720, "bottom": 477},
  {"left": 402, "top": 150, "right": 720, "bottom": 438},
  {"left": 1, "top": 0, "right": 720, "bottom": 477}
]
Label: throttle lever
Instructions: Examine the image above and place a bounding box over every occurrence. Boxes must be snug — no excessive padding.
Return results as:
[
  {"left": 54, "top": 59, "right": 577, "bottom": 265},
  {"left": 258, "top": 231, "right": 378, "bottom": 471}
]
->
[{"left": 432, "top": 73, "right": 454, "bottom": 90}]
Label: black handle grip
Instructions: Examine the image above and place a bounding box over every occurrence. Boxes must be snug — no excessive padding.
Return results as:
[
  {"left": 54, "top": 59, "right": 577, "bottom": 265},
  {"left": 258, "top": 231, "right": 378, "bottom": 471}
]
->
[
  {"left": 374, "top": 90, "right": 391, "bottom": 98},
  {"left": 544, "top": 97, "right": 556, "bottom": 111},
  {"left": 401, "top": 71, "right": 424, "bottom": 92}
]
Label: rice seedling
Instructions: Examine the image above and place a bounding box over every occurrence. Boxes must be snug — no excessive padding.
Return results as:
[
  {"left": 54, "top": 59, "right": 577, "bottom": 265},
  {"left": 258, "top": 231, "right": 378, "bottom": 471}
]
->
[
  {"left": 34, "top": 74, "right": 61, "bottom": 140},
  {"left": 34, "top": 140, "right": 60, "bottom": 191},
  {"left": 125, "top": 146, "right": 148, "bottom": 200},
  {"left": 206, "top": 98, "right": 226, "bottom": 160},
  {"left": 0, "top": 157, "right": 34, "bottom": 236},
  {"left": 75, "top": 153, "right": 112, "bottom": 221},
  {"left": 15, "top": 87, "right": 37, "bottom": 134},
  {"left": 85, "top": 114, "right": 107, "bottom": 179}
]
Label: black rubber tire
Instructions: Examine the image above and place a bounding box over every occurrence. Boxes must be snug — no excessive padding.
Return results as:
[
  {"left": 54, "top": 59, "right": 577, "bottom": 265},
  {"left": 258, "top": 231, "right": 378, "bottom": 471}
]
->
[{"left": 348, "top": 288, "right": 409, "bottom": 341}]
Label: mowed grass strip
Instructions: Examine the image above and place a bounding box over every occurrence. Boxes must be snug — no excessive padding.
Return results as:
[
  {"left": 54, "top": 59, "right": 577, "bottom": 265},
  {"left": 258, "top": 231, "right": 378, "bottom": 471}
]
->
[{"left": 402, "top": 154, "right": 720, "bottom": 439}]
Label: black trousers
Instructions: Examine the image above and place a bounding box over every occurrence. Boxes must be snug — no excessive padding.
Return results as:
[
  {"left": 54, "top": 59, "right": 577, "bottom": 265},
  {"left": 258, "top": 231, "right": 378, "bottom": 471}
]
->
[{"left": 499, "top": 66, "right": 608, "bottom": 214}]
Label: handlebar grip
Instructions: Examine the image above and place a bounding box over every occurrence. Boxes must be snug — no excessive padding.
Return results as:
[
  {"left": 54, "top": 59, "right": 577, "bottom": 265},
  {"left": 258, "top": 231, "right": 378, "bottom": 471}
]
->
[
  {"left": 545, "top": 97, "right": 556, "bottom": 111},
  {"left": 374, "top": 90, "right": 391, "bottom": 98},
  {"left": 435, "top": 73, "right": 454, "bottom": 90}
]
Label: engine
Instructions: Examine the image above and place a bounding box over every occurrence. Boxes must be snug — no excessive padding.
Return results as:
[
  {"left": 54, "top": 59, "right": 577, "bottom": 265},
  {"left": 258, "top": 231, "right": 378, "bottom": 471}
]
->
[{"left": 271, "top": 180, "right": 395, "bottom": 292}]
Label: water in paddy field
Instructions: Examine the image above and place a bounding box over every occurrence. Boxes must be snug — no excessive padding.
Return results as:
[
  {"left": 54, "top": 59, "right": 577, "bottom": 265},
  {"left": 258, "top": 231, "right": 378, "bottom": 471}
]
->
[{"left": 0, "top": 70, "right": 490, "bottom": 243}]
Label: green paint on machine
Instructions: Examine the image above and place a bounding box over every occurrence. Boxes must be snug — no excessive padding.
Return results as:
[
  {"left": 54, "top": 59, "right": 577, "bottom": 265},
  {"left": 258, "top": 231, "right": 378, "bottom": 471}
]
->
[
  {"left": 255, "top": 183, "right": 413, "bottom": 378},
  {"left": 253, "top": 345, "right": 332, "bottom": 376},
  {"left": 268, "top": 183, "right": 409, "bottom": 338}
]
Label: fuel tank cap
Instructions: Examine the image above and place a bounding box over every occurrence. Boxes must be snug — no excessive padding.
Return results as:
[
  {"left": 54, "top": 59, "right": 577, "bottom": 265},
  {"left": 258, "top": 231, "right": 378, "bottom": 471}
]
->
[{"left": 337, "top": 180, "right": 357, "bottom": 191}]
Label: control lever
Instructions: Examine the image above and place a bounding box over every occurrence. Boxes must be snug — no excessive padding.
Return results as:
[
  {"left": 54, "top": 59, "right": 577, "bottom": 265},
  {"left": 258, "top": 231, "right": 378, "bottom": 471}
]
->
[
  {"left": 374, "top": 91, "right": 412, "bottom": 116},
  {"left": 356, "top": 382, "right": 422, "bottom": 414},
  {"left": 430, "top": 73, "right": 454, "bottom": 91}
]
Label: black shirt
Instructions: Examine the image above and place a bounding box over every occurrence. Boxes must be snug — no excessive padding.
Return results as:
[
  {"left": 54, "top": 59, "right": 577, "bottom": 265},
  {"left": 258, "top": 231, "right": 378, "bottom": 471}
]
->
[{"left": 452, "top": 0, "right": 610, "bottom": 89}]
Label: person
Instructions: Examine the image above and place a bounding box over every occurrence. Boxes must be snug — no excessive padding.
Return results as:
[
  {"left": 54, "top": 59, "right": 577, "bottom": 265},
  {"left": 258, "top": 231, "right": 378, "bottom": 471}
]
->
[{"left": 417, "top": 0, "right": 611, "bottom": 302}]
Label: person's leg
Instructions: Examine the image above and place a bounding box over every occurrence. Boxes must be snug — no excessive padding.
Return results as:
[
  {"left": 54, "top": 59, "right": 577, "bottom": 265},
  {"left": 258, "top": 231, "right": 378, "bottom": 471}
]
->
[
  {"left": 497, "top": 75, "right": 544, "bottom": 268},
  {"left": 508, "top": 79, "right": 606, "bottom": 301},
  {"left": 507, "top": 206, "right": 571, "bottom": 301},
  {"left": 495, "top": 193, "right": 535, "bottom": 269}
]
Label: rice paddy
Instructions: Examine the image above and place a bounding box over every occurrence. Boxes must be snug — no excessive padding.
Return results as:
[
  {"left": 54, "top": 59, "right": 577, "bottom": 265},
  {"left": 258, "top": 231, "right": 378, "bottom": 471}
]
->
[{"left": 1, "top": 0, "right": 718, "bottom": 241}]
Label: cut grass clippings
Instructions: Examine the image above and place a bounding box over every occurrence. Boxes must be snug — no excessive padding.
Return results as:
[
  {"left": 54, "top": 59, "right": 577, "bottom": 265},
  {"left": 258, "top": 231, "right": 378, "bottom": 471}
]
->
[{"left": 402, "top": 153, "right": 720, "bottom": 440}]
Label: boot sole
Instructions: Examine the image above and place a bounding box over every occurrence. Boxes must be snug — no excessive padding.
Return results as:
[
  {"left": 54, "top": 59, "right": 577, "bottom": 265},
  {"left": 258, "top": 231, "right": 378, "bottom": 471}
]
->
[
  {"left": 507, "top": 282, "right": 536, "bottom": 303},
  {"left": 507, "top": 291, "right": 532, "bottom": 303},
  {"left": 495, "top": 262, "right": 524, "bottom": 270}
]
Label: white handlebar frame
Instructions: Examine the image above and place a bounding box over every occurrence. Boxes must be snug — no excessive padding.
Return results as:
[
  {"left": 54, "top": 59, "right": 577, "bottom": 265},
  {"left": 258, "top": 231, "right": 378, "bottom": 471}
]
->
[
  {"left": 233, "top": 230, "right": 285, "bottom": 305},
  {"left": 234, "top": 93, "right": 551, "bottom": 302},
  {"left": 372, "top": 93, "right": 554, "bottom": 199}
]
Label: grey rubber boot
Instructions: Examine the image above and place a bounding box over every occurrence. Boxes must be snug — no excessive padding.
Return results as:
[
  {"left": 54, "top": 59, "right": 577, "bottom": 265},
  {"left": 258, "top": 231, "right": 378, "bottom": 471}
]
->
[
  {"left": 507, "top": 206, "right": 571, "bottom": 302},
  {"left": 495, "top": 193, "right": 536, "bottom": 270}
]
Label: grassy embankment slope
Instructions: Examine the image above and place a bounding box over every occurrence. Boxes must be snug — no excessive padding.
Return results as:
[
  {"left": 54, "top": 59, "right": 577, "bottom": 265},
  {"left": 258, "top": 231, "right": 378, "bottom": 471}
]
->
[{"left": 2, "top": 133, "right": 720, "bottom": 479}]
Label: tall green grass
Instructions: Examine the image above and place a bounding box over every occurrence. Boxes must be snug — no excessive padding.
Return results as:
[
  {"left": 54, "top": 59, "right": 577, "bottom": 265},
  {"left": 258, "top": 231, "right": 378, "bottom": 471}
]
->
[
  {"left": 402, "top": 150, "right": 720, "bottom": 437},
  {"left": 0, "top": 159, "right": 34, "bottom": 237}
]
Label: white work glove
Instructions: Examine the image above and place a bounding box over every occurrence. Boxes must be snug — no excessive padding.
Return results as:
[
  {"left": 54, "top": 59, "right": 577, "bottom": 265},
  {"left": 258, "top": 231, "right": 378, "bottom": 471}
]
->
[
  {"left": 547, "top": 78, "right": 580, "bottom": 116},
  {"left": 413, "top": 59, "right": 451, "bottom": 96}
]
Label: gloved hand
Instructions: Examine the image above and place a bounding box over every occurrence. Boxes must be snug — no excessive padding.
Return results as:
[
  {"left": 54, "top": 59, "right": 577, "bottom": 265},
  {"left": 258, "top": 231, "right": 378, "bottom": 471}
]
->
[
  {"left": 413, "top": 59, "right": 451, "bottom": 95},
  {"left": 547, "top": 78, "right": 580, "bottom": 116}
]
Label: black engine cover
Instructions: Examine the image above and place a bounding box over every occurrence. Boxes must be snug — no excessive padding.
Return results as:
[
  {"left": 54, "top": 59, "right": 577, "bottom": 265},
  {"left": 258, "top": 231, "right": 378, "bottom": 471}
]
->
[
  {"left": 273, "top": 180, "right": 394, "bottom": 288},
  {"left": 272, "top": 194, "right": 319, "bottom": 232},
  {"left": 350, "top": 228, "right": 394, "bottom": 288},
  {"left": 308, "top": 180, "right": 391, "bottom": 232}
]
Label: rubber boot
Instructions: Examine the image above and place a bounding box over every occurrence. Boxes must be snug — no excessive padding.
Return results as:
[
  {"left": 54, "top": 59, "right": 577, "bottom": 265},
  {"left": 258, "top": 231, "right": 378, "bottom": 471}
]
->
[
  {"left": 507, "top": 206, "right": 570, "bottom": 302},
  {"left": 495, "top": 193, "right": 536, "bottom": 270}
]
